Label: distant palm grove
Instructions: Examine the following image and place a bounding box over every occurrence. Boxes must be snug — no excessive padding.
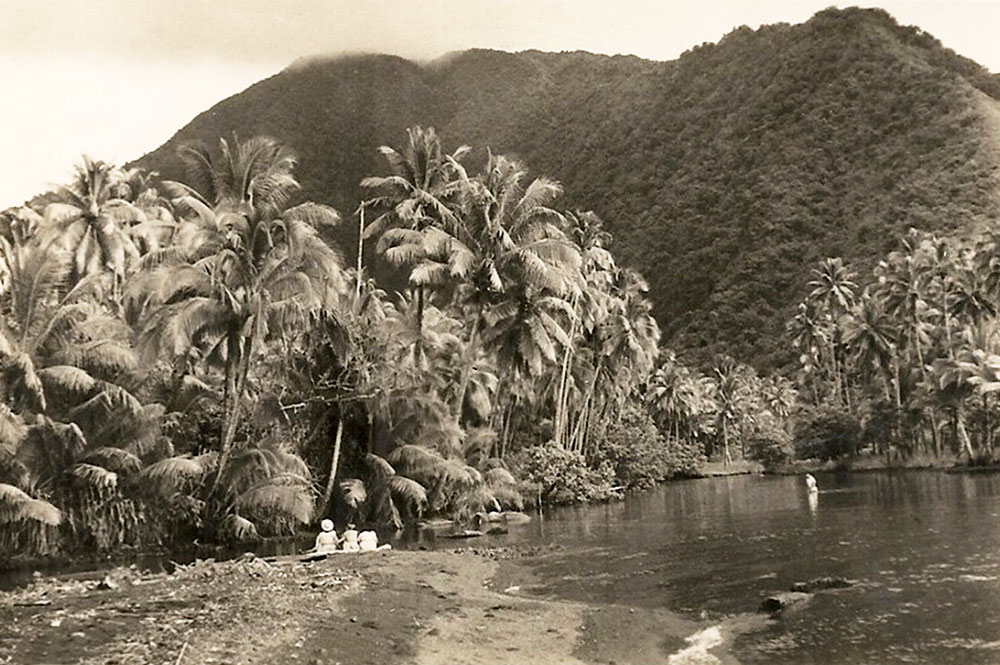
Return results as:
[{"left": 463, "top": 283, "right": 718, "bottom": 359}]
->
[{"left": 2, "top": 125, "right": 998, "bottom": 558}]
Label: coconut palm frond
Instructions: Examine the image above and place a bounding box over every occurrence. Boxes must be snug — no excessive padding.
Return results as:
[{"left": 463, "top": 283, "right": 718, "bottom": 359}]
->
[
  {"left": 37, "top": 365, "right": 98, "bottom": 399},
  {"left": 339, "top": 478, "right": 367, "bottom": 508},
  {"left": 57, "top": 339, "right": 139, "bottom": 376},
  {"left": 484, "top": 467, "right": 517, "bottom": 487},
  {"left": 438, "top": 458, "right": 481, "bottom": 488},
  {"left": 0, "top": 483, "right": 62, "bottom": 525},
  {"left": 3, "top": 351, "right": 46, "bottom": 412},
  {"left": 387, "top": 444, "right": 446, "bottom": 479},
  {"left": 234, "top": 483, "right": 314, "bottom": 524},
  {"left": 220, "top": 513, "right": 259, "bottom": 541},
  {"left": 0, "top": 404, "right": 27, "bottom": 452},
  {"left": 283, "top": 202, "right": 341, "bottom": 229},
  {"left": 80, "top": 447, "right": 142, "bottom": 474},
  {"left": 140, "top": 455, "right": 207, "bottom": 495},
  {"left": 70, "top": 463, "right": 118, "bottom": 490},
  {"left": 387, "top": 475, "right": 427, "bottom": 509},
  {"left": 364, "top": 453, "right": 396, "bottom": 477}
]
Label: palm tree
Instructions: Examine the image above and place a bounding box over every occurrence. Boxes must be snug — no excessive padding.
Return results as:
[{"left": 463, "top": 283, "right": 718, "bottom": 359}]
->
[
  {"left": 41, "top": 157, "right": 145, "bottom": 304},
  {"left": 806, "top": 257, "right": 857, "bottom": 408},
  {"left": 361, "top": 126, "right": 470, "bottom": 335},
  {"left": 874, "top": 232, "right": 941, "bottom": 455},
  {"left": 440, "top": 153, "right": 581, "bottom": 424},
  {"left": 0, "top": 227, "right": 167, "bottom": 553},
  {"left": 132, "top": 136, "right": 345, "bottom": 497},
  {"left": 712, "top": 355, "right": 753, "bottom": 465}
]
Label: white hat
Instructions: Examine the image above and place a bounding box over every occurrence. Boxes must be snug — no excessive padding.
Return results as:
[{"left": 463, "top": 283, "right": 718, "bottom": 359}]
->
[{"left": 321, "top": 519, "right": 334, "bottom": 532}]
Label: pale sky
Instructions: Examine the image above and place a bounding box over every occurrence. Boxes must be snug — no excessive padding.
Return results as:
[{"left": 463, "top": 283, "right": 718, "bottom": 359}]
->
[{"left": 1, "top": 0, "right": 999, "bottom": 208}]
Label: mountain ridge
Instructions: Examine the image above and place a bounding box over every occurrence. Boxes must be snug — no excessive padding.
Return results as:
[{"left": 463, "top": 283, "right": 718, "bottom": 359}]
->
[{"left": 135, "top": 6, "right": 1000, "bottom": 369}]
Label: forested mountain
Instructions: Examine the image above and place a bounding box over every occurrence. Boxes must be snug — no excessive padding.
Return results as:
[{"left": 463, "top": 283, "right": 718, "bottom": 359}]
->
[{"left": 136, "top": 6, "right": 1000, "bottom": 369}]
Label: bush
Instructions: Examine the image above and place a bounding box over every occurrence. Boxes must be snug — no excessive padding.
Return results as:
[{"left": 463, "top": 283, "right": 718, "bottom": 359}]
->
[
  {"left": 594, "top": 406, "right": 669, "bottom": 490},
  {"left": 593, "top": 404, "right": 706, "bottom": 490},
  {"left": 748, "top": 435, "right": 792, "bottom": 471},
  {"left": 794, "top": 406, "right": 862, "bottom": 461},
  {"left": 510, "top": 444, "right": 616, "bottom": 505},
  {"left": 747, "top": 418, "right": 793, "bottom": 471}
]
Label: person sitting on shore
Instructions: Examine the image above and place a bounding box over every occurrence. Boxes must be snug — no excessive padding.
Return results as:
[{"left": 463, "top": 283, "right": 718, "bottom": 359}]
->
[
  {"left": 341, "top": 523, "right": 360, "bottom": 552},
  {"left": 358, "top": 530, "right": 379, "bottom": 552},
  {"left": 314, "top": 519, "right": 341, "bottom": 553}
]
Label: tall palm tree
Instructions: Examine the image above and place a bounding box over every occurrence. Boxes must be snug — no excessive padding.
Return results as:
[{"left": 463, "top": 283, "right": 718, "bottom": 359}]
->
[
  {"left": 806, "top": 257, "right": 857, "bottom": 408},
  {"left": 712, "top": 355, "right": 754, "bottom": 465},
  {"left": 440, "top": 153, "right": 582, "bottom": 424},
  {"left": 42, "top": 157, "right": 145, "bottom": 303},
  {"left": 361, "top": 126, "right": 470, "bottom": 335},
  {"left": 874, "top": 232, "right": 941, "bottom": 455},
  {"left": 132, "top": 136, "right": 345, "bottom": 497}
]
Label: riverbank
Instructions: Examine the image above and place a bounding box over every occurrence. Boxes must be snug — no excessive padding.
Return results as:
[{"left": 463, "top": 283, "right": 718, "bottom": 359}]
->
[
  {"left": 0, "top": 547, "right": 736, "bottom": 665},
  {"left": 692, "top": 452, "right": 1000, "bottom": 479}
]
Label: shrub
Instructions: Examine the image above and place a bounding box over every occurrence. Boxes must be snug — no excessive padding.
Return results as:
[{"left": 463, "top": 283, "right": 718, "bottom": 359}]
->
[
  {"left": 748, "top": 435, "right": 792, "bottom": 471},
  {"left": 510, "top": 444, "right": 616, "bottom": 505},
  {"left": 747, "top": 418, "right": 793, "bottom": 471},
  {"left": 593, "top": 404, "right": 706, "bottom": 490},
  {"left": 794, "top": 406, "right": 862, "bottom": 461}
]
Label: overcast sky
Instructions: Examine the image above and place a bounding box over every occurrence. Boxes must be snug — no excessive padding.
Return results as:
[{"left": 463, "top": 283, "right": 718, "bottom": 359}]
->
[{"left": 2, "top": 0, "right": 999, "bottom": 208}]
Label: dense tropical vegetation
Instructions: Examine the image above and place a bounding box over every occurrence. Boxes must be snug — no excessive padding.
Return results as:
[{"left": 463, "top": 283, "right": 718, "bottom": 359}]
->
[
  {"left": 138, "top": 7, "right": 1000, "bottom": 371},
  {"left": 4, "top": 129, "right": 798, "bottom": 558},
  {"left": 787, "top": 226, "right": 1000, "bottom": 466},
  {"left": 5, "top": 8, "right": 1000, "bottom": 561}
]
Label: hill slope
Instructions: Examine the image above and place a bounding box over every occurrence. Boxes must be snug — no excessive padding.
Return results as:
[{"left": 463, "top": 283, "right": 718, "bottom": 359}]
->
[{"left": 136, "top": 7, "right": 1000, "bottom": 369}]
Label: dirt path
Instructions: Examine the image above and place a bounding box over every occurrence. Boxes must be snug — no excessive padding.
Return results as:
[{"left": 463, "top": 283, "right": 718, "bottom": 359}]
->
[{"left": 0, "top": 549, "right": 738, "bottom": 665}]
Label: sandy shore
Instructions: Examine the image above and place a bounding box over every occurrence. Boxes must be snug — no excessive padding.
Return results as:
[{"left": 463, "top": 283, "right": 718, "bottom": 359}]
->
[{"left": 0, "top": 547, "right": 743, "bottom": 665}]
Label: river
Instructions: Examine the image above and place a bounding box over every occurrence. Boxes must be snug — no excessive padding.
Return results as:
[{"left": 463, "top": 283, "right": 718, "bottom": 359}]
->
[{"left": 474, "top": 471, "right": 1000, "bottom": 664}]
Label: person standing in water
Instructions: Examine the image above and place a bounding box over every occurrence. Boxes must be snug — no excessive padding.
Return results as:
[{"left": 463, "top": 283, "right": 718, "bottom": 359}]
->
[{"left": 805, "top": 473, "right": 818, "bottom": 493}]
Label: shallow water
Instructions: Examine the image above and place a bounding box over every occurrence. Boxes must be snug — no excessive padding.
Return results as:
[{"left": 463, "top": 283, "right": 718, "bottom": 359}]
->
[{"left": 474, "top": 472, "right": 1000, "bottom": 665}]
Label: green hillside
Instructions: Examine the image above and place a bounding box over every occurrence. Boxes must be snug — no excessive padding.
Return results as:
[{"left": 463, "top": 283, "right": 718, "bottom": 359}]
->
[{"left": 136, "top": 6, "right": 1000, "bottom": 369}]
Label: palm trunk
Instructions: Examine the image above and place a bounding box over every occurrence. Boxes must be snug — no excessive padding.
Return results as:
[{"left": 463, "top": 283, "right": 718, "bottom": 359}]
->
[
  {"left": 554, "top": 297, "right": 580, "bottom": 448},
  {"left": 985, "top": 394, "right": 994, "bottom": 452},
  {"left": 722, "top": 418, "right": 732, "bottom": 466},
  {"left": 571, "top": 357, "right": 603, "bottom": 453},
  {"left": 912, "top": 323, "right": 941, "bottom": 457},
  {"left": 829, "top": 336, "right": 842, "bottom": 407},
  {"left": 957, "top": 404, "right": 975, "bottom": 460},
  {"left": 356, "top": 205, "right": 365, "bottom": 300},
  {"left": 452, "top": 313, "right": 482, "bottom": 424},
  {"left": 212, "top": 332, "right": 254, "bottom": 495},
  {"left": 320, "top": 416, "right": 344, "bottom": 517}
]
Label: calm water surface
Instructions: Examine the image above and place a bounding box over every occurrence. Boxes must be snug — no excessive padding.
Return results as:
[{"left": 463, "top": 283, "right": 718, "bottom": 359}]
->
[{"left": 482, "top": 472, "right": 1000, "bottom": 665}]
